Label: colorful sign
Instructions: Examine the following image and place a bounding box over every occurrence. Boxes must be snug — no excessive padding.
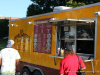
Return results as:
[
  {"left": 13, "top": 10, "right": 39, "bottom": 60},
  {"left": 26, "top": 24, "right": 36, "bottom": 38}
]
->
[
  {"left": 14, "top": 30, "right": 30, "bottom": 51},
  {"left": 82, "top": 32, "right": 89, "bottom": 38},
  {"left": 33, "top": 18, "right": 52, "bottom": 54}
]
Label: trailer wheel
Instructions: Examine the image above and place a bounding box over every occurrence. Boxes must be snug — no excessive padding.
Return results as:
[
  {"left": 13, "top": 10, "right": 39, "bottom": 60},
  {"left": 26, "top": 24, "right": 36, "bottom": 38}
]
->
[
  {"left": 33, "top": 70, "right": 42, "bottom": 75},
  {"left": 20, "top": 68, "right": 31, "bottom": 75}
]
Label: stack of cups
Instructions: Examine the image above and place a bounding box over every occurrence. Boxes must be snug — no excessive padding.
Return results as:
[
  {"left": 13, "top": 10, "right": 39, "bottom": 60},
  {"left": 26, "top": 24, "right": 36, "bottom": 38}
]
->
[
  {"left": 57, "top": 48, "right": 60, "bottom": 56},
  {"left": 61, "top": 48, "right": 64, "bottom": 57}
]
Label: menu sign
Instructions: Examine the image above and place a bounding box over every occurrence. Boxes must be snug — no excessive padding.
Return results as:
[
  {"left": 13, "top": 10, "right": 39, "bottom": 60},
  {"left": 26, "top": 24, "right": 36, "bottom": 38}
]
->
[{"left": 33, "top": 18, "right": 52, "bottom": 54}]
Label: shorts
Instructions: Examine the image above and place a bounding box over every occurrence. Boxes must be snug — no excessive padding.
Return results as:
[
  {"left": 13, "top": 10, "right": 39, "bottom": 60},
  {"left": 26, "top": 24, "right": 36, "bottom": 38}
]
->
[{"left": 0, "top": 73, "right": 15, "bottom": 75}]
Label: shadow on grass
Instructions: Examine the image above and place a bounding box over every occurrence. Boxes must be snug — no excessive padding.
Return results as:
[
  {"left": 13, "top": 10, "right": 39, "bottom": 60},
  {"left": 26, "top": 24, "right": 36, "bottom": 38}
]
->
[{"left": 0, "top": 39, "right": 8, "bottom": 50}]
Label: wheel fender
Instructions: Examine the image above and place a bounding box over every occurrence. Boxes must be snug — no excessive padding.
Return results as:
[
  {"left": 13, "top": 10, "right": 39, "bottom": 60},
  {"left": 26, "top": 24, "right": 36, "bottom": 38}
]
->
[{"left": 22, "top": 65, "right": 44, "bottom": 75}]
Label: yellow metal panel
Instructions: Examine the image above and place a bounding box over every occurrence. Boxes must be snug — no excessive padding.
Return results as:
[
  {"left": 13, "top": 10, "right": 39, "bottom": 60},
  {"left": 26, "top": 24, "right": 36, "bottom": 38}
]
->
[{"left": 9, "top": 5, "right": 100, "bottom": 74}]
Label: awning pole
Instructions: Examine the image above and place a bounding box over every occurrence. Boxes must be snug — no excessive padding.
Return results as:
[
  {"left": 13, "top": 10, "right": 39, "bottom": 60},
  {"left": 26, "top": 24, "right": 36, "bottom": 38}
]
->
[{"left": 91, "top": 59, "right": 95, "bottom": 73}]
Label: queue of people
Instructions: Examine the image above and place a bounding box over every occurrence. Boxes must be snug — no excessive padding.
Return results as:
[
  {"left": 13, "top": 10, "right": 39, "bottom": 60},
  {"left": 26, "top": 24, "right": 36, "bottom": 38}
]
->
[{"left": 0, "top": 40, "right": 86, "bottom": 75}]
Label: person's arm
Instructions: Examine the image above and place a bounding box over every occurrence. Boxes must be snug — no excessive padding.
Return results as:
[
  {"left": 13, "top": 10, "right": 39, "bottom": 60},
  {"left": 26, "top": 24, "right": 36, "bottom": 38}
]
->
[
  {"left": 16, "top": 59, "right": 19, "bottom": 66},
  {"left": 0, "top": 51, "right": 2, "bottom": 66},
  {"left": 82, "top": 67, "right": 86, "bottom": 70},
  {"left": 59, "top": 60, "right": 64, "bottom": 75},
  {"left": 0, "top": 58, "right": 2, "bottom": 66},
  {"left": 79, "top": 56, "right": 86, "bottom": 70},
  {"left": 15, "top": 50, "right": 21, "bottom": 66}
]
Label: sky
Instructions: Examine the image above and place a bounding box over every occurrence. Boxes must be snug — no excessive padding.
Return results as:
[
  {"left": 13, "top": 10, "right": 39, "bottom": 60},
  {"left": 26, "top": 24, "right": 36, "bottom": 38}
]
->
[{"left": 0, "top": 0, "right": 33, "bottom": 18}]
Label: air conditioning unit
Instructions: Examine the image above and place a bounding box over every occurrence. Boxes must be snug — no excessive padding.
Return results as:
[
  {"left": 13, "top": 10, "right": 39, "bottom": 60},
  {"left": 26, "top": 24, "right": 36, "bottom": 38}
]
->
[{"left": 53, "top": 6, "right": 72, "bottom": 12}]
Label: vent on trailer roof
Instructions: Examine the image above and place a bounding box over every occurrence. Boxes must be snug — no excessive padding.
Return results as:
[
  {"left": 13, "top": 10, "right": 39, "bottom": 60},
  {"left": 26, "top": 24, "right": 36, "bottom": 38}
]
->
[{"left": 53, "top": 6, "right": 72, "bottom": 12}]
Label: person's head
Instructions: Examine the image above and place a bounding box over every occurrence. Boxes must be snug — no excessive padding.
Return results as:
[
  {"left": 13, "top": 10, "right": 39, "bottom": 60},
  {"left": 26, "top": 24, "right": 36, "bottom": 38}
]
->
[
  {"left": 63, "top": 45, "right": 75, "bottom": 57},
  {"left": 6, "top": 40, "right": 15, "bottom": 48}
]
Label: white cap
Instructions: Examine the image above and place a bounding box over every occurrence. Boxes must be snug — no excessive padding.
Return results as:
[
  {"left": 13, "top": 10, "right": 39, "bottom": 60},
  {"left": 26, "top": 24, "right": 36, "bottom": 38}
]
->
[{"left": 6, "top": 40, "right": 14, "bottom": 48}]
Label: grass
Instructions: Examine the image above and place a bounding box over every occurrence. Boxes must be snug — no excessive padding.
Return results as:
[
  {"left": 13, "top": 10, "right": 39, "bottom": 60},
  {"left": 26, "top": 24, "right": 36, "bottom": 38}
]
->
[{"left": 0, "top": 39, "right": 8, "bottom": 50}]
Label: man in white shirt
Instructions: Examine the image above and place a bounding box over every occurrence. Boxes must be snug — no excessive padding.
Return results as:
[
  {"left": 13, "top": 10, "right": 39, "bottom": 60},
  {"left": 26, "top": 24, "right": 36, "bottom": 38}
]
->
[{"left": 0, "top": 40, "right": 21, "bottom": 75}]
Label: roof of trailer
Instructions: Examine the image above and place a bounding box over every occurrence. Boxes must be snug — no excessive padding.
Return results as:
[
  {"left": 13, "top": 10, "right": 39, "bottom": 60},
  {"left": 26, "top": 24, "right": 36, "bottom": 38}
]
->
[{"left": 10, "top": 2, "right": 100, "bottom": 22}]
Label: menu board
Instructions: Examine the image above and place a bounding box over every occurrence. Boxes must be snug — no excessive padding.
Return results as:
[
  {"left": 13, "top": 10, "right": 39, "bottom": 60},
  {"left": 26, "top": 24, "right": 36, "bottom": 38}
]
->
[{"left": 33, "top": 18, "right": 52, "bottom": 54}]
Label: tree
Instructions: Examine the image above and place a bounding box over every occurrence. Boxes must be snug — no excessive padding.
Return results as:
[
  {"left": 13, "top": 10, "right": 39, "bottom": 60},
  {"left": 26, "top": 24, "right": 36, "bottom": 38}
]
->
[
  {"left": 0, "top": 19, "right": 9, "bottom": 39},
  {"left": 66, "top": 0, "right": 85, "bottom": 7},
  {"left": 27, "top": 0, "right": 100, "bottom": 16},
  {"left": 73, "top": 0, "right": 100, "bottom": 4},
  {"left": 27, "top": 0, "right": 67, "bottom": 16},
  {"left": 27, "top": 4, "right": 43, "bottom": 16}
]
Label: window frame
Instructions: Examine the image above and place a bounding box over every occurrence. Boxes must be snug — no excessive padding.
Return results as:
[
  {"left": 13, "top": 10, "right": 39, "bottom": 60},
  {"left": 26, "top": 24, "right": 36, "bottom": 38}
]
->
[{"left": 55, "top": 18, "right": 97, "bottom": 60}]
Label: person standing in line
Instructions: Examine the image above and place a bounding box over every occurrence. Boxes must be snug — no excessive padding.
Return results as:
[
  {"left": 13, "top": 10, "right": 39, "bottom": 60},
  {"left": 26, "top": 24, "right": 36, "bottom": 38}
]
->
[
  {"left": 0, "top": 40, "right": 21, "bottom": 75},
  {"left": 59, "top": 45, "right": 86, "bottom": 75}
]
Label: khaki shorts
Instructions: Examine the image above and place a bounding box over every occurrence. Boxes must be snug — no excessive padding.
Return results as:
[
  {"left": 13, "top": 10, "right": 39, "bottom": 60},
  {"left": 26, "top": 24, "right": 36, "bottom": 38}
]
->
[{"left": 0, "top": 73, "right": 15, "bottom": 75}]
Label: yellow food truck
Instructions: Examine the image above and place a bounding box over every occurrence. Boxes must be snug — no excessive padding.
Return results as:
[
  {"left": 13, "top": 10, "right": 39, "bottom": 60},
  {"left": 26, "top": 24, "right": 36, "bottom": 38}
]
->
[{"left": 9, "top": 2, "right": 100, "bottom": 75}]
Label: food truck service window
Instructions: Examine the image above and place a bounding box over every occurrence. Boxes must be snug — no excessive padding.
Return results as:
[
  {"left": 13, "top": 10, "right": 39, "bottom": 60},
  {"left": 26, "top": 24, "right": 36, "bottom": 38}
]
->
[{"left": 51, "top": 18, "right": 95, "bottom": 60}]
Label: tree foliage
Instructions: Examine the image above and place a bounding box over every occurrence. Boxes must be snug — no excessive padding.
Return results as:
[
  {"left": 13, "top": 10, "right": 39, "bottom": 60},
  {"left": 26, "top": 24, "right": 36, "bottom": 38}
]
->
[
  {"left": 26, "top": 4, "right": 43, "bottom": 16},
  {"left": 74, "top": 0, "right": 100, "bottom": 4},
  {"left": 26, "top": 0, "right": 100, "bottom": 16},
  {"left": 27, "top": 0, "right": 67, "bottom": 16},
  {"left": 66, "top": 0, "right": 85, "bottom": 7},
  {"left": 0, "top": 19, "right": 9, "bottom": 39}
]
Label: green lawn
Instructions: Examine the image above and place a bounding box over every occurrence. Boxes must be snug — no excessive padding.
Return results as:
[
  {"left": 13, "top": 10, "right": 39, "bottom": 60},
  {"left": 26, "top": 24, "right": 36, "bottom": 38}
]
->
[{"left": 0, "top": 39, "right": 8, "bottom": 50}]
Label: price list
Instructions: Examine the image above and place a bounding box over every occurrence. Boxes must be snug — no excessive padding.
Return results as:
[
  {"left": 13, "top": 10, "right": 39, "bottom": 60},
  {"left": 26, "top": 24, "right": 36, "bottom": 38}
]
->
[{"left": 33, "top": 18, "right": 52, "bottom": 54}]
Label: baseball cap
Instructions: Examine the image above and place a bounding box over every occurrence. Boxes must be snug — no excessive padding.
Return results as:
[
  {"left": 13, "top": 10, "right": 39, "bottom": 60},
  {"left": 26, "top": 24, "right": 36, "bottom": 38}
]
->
[
  {"left": 6, "top": 40, "right": 14, "bottom": 48},
  {"left": 63, "top": 45, "right": 73, "bottom": 51}
]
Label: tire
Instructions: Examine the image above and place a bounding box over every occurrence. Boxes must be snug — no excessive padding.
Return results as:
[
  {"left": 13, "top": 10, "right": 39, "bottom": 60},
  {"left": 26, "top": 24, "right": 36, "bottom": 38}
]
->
[
  {"left": 20, "top": 68, "right": 31, "bottom": 75},
  {"left": 33, "top": 70, "right": 42, "bottom": 75}
]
